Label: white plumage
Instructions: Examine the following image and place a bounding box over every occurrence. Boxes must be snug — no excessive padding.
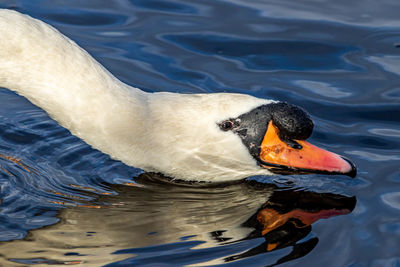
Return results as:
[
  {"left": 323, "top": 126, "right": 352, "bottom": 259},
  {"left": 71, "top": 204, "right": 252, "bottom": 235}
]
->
[{"left": 0, "top": 9, "right": 275, "bottom": 181}]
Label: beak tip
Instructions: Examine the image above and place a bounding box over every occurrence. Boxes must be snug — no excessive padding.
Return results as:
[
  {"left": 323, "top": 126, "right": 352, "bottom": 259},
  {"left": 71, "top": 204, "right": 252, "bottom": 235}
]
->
[{"left": 341, "top": 156, "right": 357, "bottom": 178}]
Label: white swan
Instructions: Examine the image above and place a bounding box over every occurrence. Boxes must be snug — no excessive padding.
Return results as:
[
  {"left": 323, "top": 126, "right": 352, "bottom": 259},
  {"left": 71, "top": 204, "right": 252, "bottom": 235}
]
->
[{"left": 0, "top": 9, "right": 356, "bottom": 182}]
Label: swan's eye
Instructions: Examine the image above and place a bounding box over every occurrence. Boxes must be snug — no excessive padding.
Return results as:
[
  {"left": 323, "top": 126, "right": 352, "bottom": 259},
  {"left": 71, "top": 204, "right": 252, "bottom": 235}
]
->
[{"left": 220, "top": 121, "right": 233, "bottom": 131}]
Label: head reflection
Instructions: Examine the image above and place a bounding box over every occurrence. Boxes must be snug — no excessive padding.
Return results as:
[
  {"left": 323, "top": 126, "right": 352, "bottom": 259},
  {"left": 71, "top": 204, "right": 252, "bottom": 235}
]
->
[{"left": 224, "top": 188, "right": 356, "bottom": 266}]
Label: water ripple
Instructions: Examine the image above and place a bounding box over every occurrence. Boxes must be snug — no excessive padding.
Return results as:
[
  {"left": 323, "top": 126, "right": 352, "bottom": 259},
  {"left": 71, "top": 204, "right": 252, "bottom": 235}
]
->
[
  {"left": 131, "top": 0, "right": 199, "bottom": 14},
  {"left": 294, "top": 80, "right": 352, "bottom": 98},
  {"left": 163, "top": 34, "right": 360, "bottom": 71},
  {"left": 0, "top": 0, "right": 399, "bottom": 266},
  {"left": 381, "top": 192, "right": 400, "bottom": 210}
]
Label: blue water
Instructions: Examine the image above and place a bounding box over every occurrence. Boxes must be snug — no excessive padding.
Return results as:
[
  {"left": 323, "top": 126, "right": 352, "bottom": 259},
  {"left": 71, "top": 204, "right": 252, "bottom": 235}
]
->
[{"left": 0, "top": 0, "right": 399, "bottom": 266}]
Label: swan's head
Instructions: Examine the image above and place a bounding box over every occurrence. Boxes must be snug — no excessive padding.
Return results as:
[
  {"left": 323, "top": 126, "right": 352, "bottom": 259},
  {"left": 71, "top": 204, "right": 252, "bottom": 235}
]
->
[
  {"left": 217, "top": 102, "right": 356, "bottom": 178},
  {"left": 145, "top": 94, "right": 356, "bottom": 182}
]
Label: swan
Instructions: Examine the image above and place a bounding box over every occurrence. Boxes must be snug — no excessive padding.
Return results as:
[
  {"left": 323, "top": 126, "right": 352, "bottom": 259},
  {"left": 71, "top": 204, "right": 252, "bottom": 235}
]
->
[{"left": 0, "top": 9, "right": 356, "bottom": 182}]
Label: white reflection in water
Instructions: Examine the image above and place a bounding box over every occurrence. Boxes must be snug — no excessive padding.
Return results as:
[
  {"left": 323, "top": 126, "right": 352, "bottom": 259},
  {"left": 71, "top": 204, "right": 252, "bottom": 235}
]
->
[
  {"left": 369, "top": 128, "right": 400, "bottom": 138},
  {"left": 295, "top": 80, "right": 351, "bottom": 98},
  {"left": 368, "top": 55, "right": 400, "bottom": 76},
  {"left": 381, "top": 192, "right": 400, "bottom": 210}
]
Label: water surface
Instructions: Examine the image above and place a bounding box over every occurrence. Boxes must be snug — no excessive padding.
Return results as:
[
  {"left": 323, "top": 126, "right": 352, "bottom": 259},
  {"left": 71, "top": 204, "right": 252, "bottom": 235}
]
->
[{"left": 0, "top": 0, "right": 399, "bottom": 266}]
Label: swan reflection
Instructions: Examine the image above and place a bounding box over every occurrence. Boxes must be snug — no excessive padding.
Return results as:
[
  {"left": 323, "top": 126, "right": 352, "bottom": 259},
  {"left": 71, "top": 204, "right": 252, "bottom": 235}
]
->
[{"left": 0, "top": 173, "right": 356, "bottom": 266}]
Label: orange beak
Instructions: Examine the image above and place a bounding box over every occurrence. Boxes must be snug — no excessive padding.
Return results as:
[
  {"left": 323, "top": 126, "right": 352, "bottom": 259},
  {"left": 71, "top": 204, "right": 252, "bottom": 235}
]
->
[{"left": 259, "top": 122, "right": 356, "bottom": 177}]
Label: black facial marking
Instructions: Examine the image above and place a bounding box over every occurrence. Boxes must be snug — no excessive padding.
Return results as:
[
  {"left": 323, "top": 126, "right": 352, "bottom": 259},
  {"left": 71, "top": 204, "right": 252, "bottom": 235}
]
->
[{"left": 218, "top": 102, "right": 314, "bottom": 158}]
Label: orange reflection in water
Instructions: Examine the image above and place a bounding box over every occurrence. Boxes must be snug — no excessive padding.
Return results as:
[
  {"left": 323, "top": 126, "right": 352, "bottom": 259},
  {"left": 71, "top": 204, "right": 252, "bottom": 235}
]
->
[{"left": 258, "top": 207, "right": 352, "bottom": 236}]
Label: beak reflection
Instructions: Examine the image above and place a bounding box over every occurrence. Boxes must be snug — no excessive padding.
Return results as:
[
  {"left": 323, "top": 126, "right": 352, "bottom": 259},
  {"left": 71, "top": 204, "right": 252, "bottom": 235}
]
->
[
  {"left": 259, "top": 121, "right": 357, "bottom": 177},
  {"left": 225, "top": 186, "right": 357, "bottom": 265}
]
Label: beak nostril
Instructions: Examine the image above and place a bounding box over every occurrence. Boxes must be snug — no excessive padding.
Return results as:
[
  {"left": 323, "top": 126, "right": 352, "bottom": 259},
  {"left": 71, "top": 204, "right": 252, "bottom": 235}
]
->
[{"left": 284, "top": 139, "right": 303, "bottom": 149}]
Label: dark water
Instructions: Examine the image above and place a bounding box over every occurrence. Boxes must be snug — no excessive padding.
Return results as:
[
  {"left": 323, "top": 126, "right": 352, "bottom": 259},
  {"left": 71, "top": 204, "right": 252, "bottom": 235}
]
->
[{"left": 0, "top": 0, "right": 399, "bottom": 266}]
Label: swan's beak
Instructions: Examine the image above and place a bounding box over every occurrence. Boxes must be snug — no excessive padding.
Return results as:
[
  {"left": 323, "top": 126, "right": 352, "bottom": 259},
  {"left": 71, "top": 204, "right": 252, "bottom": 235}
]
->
[{"left": 259, "top": 122, "right": 357, "bottom": 177}]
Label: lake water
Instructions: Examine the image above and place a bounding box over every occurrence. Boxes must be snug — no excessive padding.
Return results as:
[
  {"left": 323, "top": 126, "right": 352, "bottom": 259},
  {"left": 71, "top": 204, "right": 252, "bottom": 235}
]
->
[{"left": 0, "top": 0, "right": 399, "bottom": 266}]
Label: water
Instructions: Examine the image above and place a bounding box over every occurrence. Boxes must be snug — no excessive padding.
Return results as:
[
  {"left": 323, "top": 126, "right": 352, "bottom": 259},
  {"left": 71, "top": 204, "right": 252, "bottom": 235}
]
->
[{"left": 0, "top": 0, "right": 399, "bottom": 266}]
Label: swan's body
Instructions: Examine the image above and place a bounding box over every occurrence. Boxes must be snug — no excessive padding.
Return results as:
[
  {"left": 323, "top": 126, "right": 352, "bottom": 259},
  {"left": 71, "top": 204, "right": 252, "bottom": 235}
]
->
[{"left": 0, "top": 9, "right": 355, "bottom": 182}]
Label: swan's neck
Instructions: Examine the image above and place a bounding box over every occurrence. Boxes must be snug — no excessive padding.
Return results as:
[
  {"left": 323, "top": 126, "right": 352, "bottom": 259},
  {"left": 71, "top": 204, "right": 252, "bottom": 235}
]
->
[
  {"left": 0, "top": 10, "right": 148, "bottom": 164},
  {"left": 0, "top": 10, "right": 271, "bottom": 181}
]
